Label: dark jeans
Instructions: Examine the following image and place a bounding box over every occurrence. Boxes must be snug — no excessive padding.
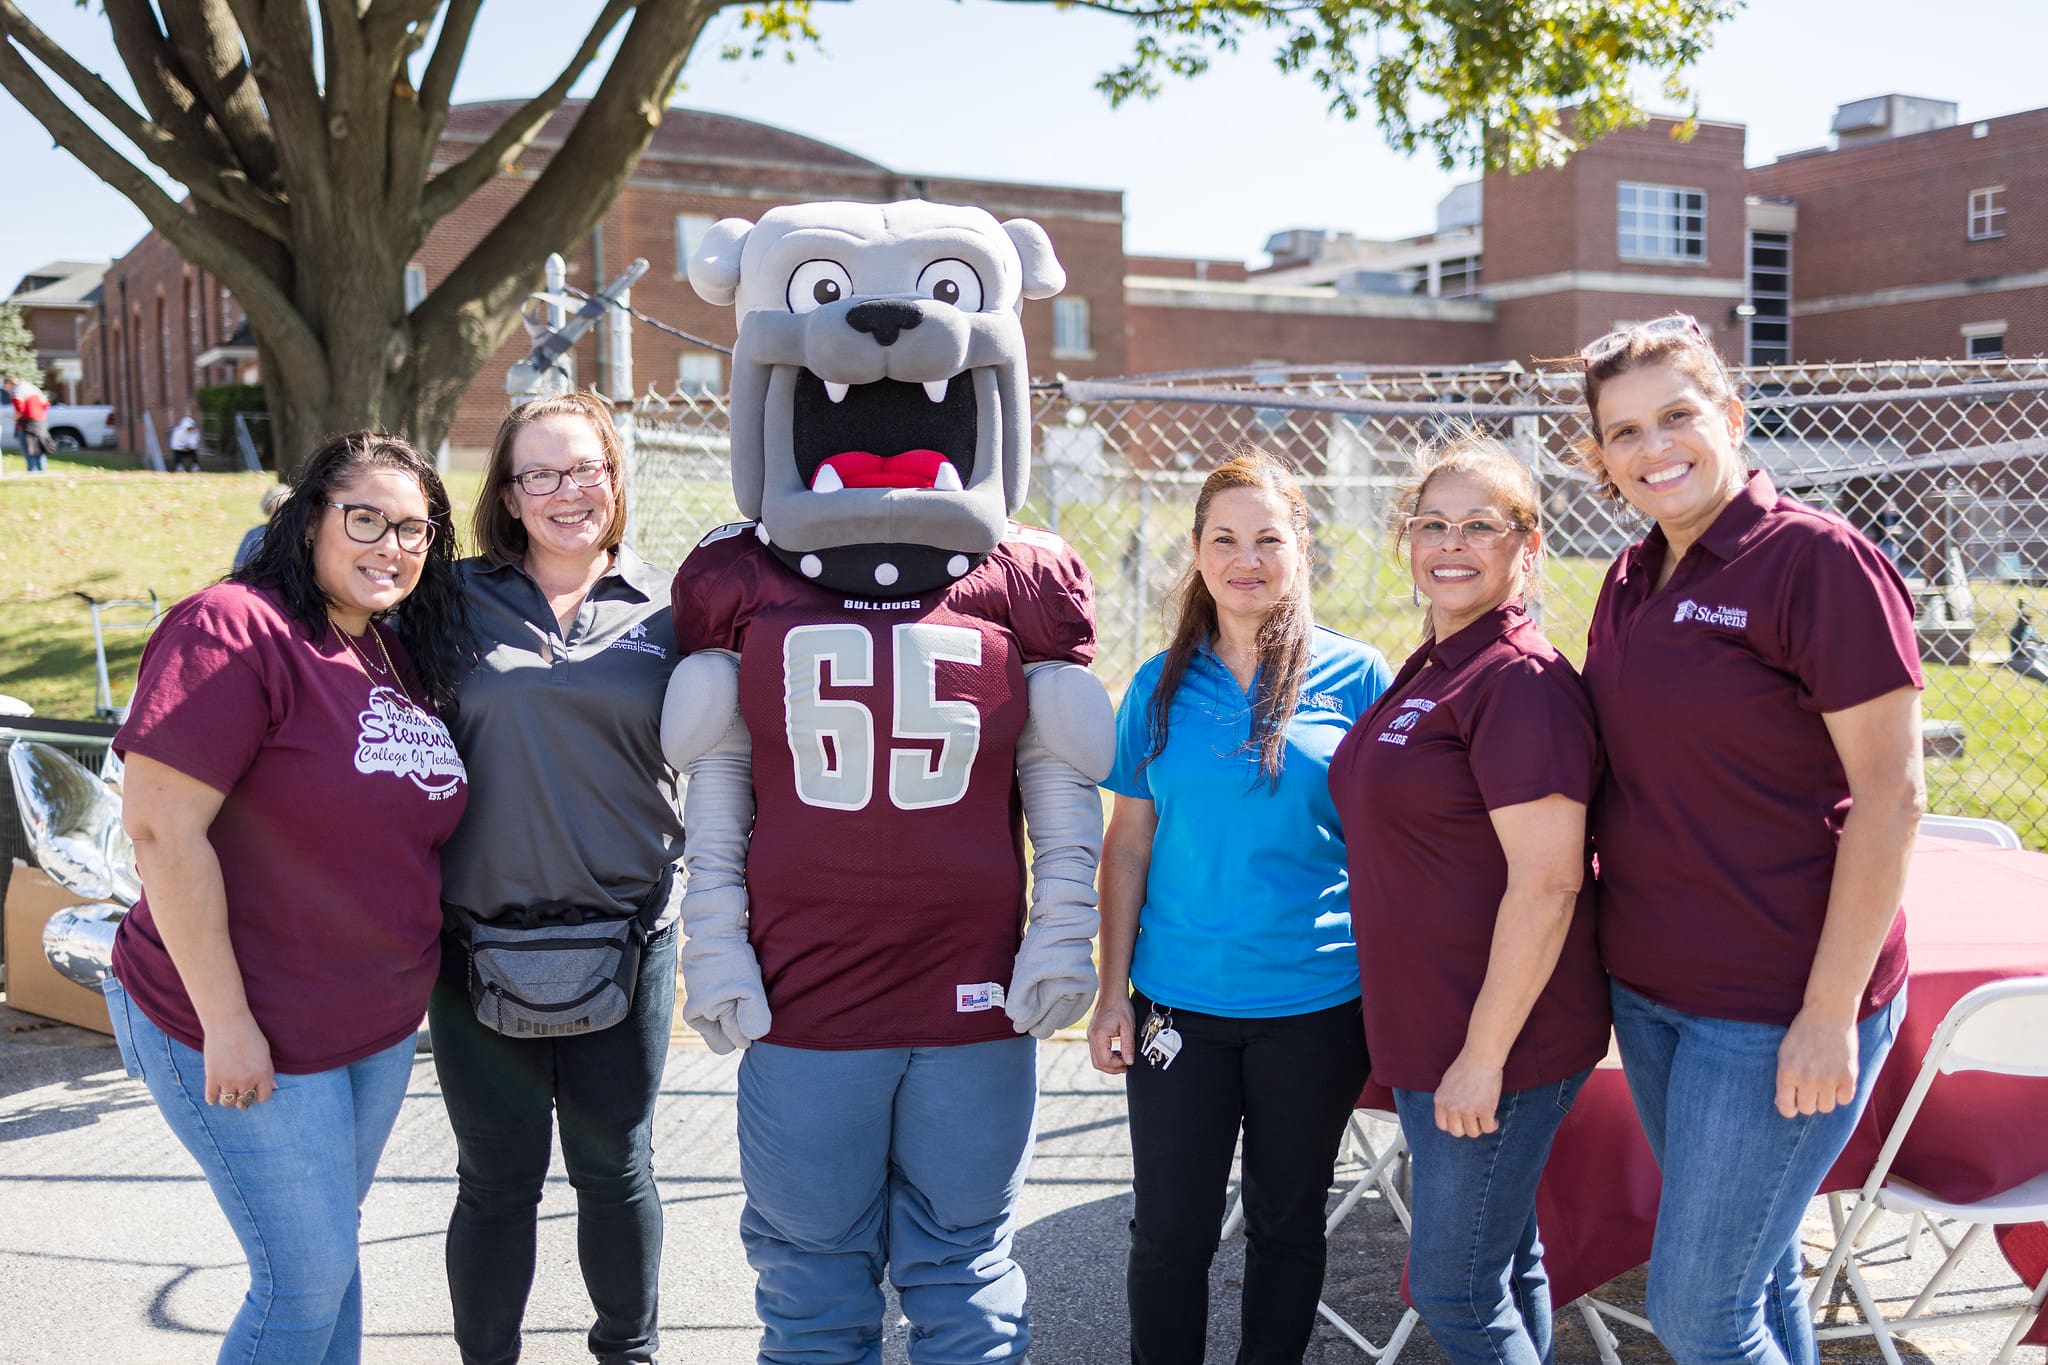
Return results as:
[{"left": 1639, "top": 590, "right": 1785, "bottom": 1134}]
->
[
  {"left": 429, "top": 922, "right": 678, "bottom": 1365},
  {"left": 19, "top": 419, "right": 49, "bottom": 471},
  {"left": 1124, "top": 989, "right": 1371, "bottom": 1365}
]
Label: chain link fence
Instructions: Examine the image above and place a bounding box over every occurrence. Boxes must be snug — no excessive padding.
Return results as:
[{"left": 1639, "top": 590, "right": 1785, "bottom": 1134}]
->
[{"left": 619, "top": 359, "right": 2048, "bottom": 848}]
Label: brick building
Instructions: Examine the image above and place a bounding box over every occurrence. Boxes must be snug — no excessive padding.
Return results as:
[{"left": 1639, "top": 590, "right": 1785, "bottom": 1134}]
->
[
  {"left": 1746, "top": 100, "right": 2048, "bottom": 365},
  {"left": 7, "top": 261, "right": 106, "bottom": 402},
  {"left": 82, "top": 103, "right": 1126, "bottom": 461},
  {"left": 76, "top": 93, "right": 2047, "bottom": 461}
]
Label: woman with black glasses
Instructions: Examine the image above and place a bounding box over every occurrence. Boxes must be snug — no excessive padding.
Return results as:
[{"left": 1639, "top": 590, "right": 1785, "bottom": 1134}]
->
[
  {"left": 108, "top": 432, "right": 469, "bottom": 1363},
  {"left": 1329, "top": 435, "right": 1606, "bottom": 1365},
  {"left": 431, "top": 391, "right": 685, "bottom": 1365}
]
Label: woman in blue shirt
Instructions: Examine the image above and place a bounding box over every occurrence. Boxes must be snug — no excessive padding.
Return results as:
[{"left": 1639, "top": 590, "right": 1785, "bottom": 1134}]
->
[{"left": 1089, "top": 446, "right": 1391, "bottom": 1364}]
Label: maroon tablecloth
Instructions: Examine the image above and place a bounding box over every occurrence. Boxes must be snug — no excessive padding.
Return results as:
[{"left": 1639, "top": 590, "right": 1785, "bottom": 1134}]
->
[{"left": 1364, "top": 838, "right": 2048, "bottom": 1325}]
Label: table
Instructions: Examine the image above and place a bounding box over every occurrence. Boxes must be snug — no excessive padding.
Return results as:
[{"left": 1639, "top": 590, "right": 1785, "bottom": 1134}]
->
[{"left": 1362, "top": 837, "right": 2048, "bottom": 1328}]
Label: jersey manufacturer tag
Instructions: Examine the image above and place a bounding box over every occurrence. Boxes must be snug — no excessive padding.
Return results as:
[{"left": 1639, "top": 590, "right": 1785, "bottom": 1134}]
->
[{"left": 956, "top": 982, "right": 1007, "bottom": 1013}]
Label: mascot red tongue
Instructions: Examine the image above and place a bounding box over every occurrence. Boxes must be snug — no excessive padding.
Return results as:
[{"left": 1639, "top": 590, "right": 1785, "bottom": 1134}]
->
[
  {"left": 658, "top": 199, "right": 1114, "bottom": 1362},
  {"left": 816, "top": 448, "right": 957, "bottom": 489}
]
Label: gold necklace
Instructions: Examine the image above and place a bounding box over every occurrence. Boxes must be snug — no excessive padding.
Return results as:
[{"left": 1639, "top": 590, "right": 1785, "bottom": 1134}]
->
[{"left": 332, "top": 619, "right": 421, "bottom": 709}]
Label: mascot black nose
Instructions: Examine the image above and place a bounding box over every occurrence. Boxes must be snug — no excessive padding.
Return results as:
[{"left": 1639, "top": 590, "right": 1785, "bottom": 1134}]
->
[{"left": 846, "top": 300, "right": 924, "bottom": 347}]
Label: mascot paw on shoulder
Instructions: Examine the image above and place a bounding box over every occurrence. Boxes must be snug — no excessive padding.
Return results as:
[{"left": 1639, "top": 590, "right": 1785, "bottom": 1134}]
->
[{"left": 662, "top": 199, "right": 1113, "bottom": 1053}]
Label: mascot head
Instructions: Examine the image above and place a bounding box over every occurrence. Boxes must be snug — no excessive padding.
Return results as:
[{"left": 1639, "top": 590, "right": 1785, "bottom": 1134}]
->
[{"left": 688, "top": 199, "right": 1065, "bottom": 597}]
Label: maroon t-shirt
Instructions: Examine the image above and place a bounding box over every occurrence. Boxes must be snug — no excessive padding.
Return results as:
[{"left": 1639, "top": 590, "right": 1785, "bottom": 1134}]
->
[
  {"left": 1583, "top": 472, "right": 1923, "bottom": 1025},
  {"left": 1330, "top": 604, "right": 1609, "bottom": 1093},
  {"left": 111, "top": 582, "right": 469, "bottom": 1072},
  {"left": 672, "top": 523, "right": 1096, "bottom": 1049}
]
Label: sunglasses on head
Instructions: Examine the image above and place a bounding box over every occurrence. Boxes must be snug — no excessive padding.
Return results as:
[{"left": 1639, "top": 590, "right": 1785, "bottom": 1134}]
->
[{"left": 1579, "top": 314, "right": 1712, "bottom": 367}]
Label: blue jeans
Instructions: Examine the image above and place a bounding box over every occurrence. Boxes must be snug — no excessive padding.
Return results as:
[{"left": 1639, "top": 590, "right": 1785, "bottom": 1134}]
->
[
  {"left": 104, "top": 976, "right": 418, "bottom": 1365},
  {"left": 736, "top": 1036, "right": 1038, "bottom": 1364},
  {"left": 1393, "top": 1070, "right": 1589, "bottom": 1365},
  {"left": 1610, "top": 981, "right": 1904, "bottom": 1365}
]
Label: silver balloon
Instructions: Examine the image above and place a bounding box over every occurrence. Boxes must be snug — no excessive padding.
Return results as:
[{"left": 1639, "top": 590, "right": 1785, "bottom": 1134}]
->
[
  {"left": 6, "top": 741, "right": 141, "bottom": 906},
  {"left": 42, "top": 901, "right": 125, "bottom": 988}
]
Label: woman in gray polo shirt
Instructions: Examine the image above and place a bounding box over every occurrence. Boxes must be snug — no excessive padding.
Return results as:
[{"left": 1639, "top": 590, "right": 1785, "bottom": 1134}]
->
[{"left": 430, "top": 391, "right": 684, "bottom": 1365}]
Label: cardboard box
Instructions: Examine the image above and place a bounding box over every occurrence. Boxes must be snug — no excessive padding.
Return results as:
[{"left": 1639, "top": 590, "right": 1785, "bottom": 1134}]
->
[{"left": 4, "top": 860, "right": 114, "bottom": 1034}]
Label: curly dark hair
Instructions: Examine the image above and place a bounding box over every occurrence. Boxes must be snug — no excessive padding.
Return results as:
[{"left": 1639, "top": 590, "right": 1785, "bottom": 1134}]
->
[{"left": 231, "top": 431, "right": 470, "bottom": 712}]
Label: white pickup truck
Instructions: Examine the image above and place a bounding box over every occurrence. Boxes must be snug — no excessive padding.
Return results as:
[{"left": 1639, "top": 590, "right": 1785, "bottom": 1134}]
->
[{"left": 2, "top": 403, "right": 119, "bottom": 451}]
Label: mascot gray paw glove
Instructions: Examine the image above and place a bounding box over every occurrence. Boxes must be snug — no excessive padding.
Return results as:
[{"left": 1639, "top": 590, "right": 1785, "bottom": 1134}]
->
[
  {"left": 1008, "top": 661, "right": 1111, "bottom": 1039},
  {"left": 1006, "top": 891, "right": 1097, "bottom": 1038},
  {"left": 679, "top": 885, "right": 772, "bottom": 1054}
]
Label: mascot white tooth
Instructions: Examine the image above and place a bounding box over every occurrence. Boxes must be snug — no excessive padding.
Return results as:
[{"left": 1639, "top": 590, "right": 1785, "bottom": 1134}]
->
[{"left": 661, "top": 199, "right": 1114, "bottom": 1361}]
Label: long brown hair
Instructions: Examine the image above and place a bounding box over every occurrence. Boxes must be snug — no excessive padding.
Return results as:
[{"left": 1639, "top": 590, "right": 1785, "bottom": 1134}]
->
[
  {"left": 473, "top": 390, "right": 631, "bottom": 563},
  {"left": 1144, "top": 445, "right": 1316, "bottom": 789},
  {"left": 1389, "top": 428, "right": 1544, "bottom": 640}
]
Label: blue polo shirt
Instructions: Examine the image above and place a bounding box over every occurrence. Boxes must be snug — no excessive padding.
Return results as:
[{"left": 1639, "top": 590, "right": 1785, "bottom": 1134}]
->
[{"left": 1106, "top": 625, "right": 1391, "bottom": 1017}]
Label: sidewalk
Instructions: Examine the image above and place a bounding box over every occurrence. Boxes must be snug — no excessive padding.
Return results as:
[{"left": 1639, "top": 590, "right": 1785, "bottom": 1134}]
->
[{"left": 0, "top": 1002, "right": 2032, "bottom": 1362}]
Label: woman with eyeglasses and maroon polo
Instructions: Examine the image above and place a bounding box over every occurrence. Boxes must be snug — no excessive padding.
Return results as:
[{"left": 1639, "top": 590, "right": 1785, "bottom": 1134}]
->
[
  {"left": 1328, "top": 435, "right": 1607, "bottom": 1365},
  {"left": 107, "top": 432, "right": 470, "bottom": 1363},
  {"left": 430, "top": 391, "right": 684, "bottom": 1365},
  {"left": 1575, "top": 315, "right": 1924, "bottom": 1365}
]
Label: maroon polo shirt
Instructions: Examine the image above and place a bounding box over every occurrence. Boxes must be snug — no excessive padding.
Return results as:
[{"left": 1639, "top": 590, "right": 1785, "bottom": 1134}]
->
[
  {"left": 1330, "top": 604, "right": 1610, "bottom": 1094},
  {"left": 1583, "top": 471, "right": 1923, "bottom": 1026}
]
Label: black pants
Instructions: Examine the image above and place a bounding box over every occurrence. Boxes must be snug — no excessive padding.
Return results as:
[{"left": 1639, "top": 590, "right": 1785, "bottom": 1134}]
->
[
  {"left": 428, "top": 923, "right": 678, "bottom": 1365},
  {"left": 1125, "top": 989, "right": 1371, "bottom": 1365}
]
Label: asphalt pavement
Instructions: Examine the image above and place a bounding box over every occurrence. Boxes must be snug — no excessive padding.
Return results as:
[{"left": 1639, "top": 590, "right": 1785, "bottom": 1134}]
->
[{"left": 0, "top": 1001, "right": 2035, "bottom": 1363}]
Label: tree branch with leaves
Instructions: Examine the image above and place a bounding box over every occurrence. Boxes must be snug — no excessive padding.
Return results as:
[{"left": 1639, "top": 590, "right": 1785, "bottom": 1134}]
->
[{"left": 2, "top": 0, "right": 1734, "bottom": 470}]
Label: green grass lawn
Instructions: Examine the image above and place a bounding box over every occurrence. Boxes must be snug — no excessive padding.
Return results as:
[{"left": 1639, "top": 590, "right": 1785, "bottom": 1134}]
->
[
  {"left": 0, "top": 452, "right": 480, "bottom": 718},
  {"left": 7, "top": 453, "right": 2044, "bottom": 847}
]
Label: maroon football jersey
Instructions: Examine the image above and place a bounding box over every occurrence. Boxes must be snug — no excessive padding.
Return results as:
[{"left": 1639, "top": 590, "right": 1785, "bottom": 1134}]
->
[{"left": 673, "top": 523, "right": 1097, "bottom": 1049}]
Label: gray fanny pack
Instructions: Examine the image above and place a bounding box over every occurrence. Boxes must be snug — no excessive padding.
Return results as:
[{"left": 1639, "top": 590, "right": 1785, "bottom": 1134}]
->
[{"left": 456, "top": 872, "right": 671, "bottom": 1039}]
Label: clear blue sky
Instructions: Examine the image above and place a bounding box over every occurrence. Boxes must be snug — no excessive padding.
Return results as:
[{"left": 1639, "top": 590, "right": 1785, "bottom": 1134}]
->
[{"left": 3, "top": 0, "right": 2044, "bottom": 279}]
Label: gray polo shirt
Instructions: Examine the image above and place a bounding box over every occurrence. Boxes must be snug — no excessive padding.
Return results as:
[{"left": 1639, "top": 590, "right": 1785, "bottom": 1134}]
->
[{"left": 439, "top": 545, "right": 683, "bottom": 927}]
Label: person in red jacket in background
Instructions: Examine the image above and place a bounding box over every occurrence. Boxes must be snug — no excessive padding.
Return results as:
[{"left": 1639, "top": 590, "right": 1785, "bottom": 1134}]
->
[{"left": 5, "top": 373, "right": 53, "bottom": 472}]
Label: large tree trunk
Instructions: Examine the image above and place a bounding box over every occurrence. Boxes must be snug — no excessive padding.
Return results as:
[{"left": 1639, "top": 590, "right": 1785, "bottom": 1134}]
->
[{"left": 0, "top": 0, "right": 710, "bottom": 481}]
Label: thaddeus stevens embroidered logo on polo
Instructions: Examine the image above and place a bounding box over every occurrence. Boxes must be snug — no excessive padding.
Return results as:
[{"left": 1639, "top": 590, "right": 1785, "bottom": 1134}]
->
[{"left": 1674, "top": 599, "right": 1749, "bottom": 629}]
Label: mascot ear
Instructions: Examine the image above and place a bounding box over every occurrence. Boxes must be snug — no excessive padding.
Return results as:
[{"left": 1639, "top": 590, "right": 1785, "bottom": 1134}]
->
[
  {"left": 1003, "top": 219, "right": 1066, "bottom": 300},
  {"left": 688, "top": 218, "right": 756, "bottom": 306}
]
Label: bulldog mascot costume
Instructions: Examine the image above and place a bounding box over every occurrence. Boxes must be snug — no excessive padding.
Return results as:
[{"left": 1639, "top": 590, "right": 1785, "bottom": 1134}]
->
[{"left": 661, "top": 200, "right": 1113, "bottom": 1362}]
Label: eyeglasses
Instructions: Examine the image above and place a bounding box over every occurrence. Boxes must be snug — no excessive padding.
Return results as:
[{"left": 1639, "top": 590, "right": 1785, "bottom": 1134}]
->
[
  {"left": 1404, "top": 515, "right": 1525, "bottom": 549},
  {"left": 1579, "top": 313, "right": 1712, "bottom": 367},
  {"left": 326, "top": 502, "right": 437, "bottom": 553},
  {"left": 510, "top": 459, "right": 610, "bottom": 496}
]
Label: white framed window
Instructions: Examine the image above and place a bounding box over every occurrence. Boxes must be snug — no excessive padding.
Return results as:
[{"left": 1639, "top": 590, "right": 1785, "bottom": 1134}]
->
[
  {"left": 1052, "top": 297, "right": 1091, "bottom": 358},
  {"left": 1967, "top": 187, "right": 2005, "bottom": 240},
  {"left": 1962, "top": 321, "right": 2006, "bottom": 360},
  {"left": 1617, "top": 182, "right": 1707, "bottom": 262},
  {"left": 675, "top": 214, "right": 716, "bottom": 275},
  {"left": 403, "top": 264, "right": 426, "bottom": 312},
  {"left": 678, "top": 350, "right": 724, "bottom": 397}
]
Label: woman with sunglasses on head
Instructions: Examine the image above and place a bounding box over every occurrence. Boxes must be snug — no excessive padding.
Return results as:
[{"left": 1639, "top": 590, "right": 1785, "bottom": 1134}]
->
[
  {"left": 1328, "top": 435, "right": 1607, "bottom": 1365},
  {"left": 430, "top": 391, "right": 684, "bottom": 1365},
  {"left": 1575, "top": 316, "right": 1924, "bottom": 1365},
  {"left": 1088, "top": 446, "right": 1391, "bottom": 1364},
  {"left": 107, "top": 432, "right": 470, "bottom": 1363}
]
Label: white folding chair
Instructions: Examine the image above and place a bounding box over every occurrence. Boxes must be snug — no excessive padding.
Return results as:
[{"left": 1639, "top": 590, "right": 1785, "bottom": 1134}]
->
[
  {"left": 1919, "top": 813, "right": 2025, "bottom": 849},
  {"left": 1811, "top": 975, "right": 2048, "bottom": 1365},
  {"left": 1856, "top": 814, "right": 2025, "bottom": 1261},
  {"left": 1220, "top": 1109, "right": 1421, "bottom": 1361}
]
